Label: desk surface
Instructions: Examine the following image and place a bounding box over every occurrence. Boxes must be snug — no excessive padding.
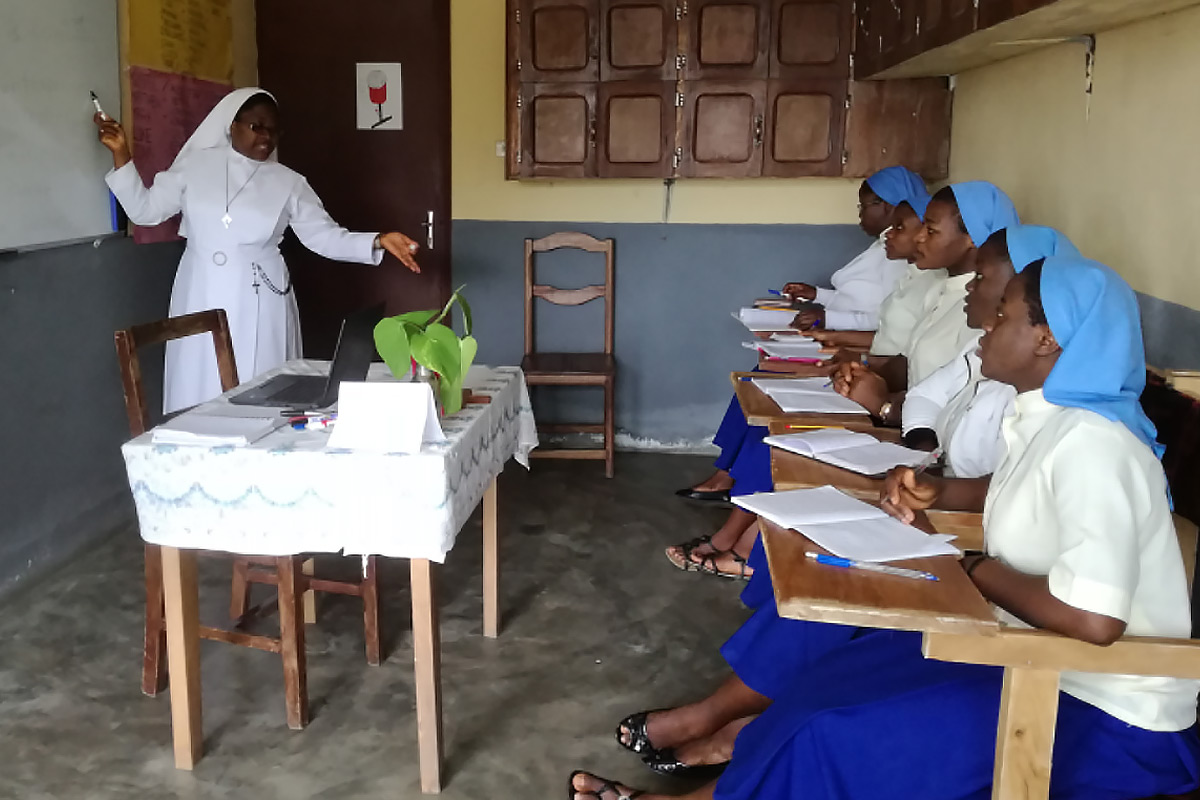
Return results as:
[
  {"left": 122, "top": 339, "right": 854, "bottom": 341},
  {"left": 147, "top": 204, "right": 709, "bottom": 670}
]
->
[
  {"left": 732, "top": 372, "right": 882, "bottom": 431},
  {"left": 761, "top": 518, "right": 997, "bottom": 635}
]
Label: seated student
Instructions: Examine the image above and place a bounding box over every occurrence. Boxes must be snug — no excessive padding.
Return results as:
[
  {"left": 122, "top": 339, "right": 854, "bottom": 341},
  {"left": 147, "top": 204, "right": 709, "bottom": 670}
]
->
[
  {"left": 664, "top": 223, "right": 1071, "bottom": 580},
  {"left": 836, "top": 225, "right": 1079, "bottom": 478},
  {"left": 677, "top": 173, "right": 931, "bottom": 506},
  {"left": 844, "top": 181, "right": 1019, "bottom": 392},
  {"left": 572, "top": 257, "right": 1200, "bottom": 800},
  {"left": 783, "top": 166, "right": 927, "bottom": 332}
]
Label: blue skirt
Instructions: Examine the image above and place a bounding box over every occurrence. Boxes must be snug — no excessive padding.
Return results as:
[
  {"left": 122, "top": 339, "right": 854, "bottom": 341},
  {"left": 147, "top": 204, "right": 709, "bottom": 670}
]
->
[
  {"left": 714, "top": 624, "right": 1200, "bottom": 800},
  {"left": 713, "top": 392, "right": 768, "bottom": 478}
]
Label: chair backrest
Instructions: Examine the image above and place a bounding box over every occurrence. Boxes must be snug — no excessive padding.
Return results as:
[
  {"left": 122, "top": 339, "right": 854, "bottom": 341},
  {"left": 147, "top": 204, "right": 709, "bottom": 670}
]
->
[
  {"left": 113, "top": 309, "right": 239, "bottom": 437},
  {"left": 523, "top": 231, "right": 615, "bottom": 356}
]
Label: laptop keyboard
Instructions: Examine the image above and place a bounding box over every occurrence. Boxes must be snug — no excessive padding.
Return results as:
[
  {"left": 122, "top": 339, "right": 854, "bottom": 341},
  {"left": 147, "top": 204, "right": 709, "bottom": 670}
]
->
[{"left": 265, "top": 375, "right": 326, "bottom": 404}]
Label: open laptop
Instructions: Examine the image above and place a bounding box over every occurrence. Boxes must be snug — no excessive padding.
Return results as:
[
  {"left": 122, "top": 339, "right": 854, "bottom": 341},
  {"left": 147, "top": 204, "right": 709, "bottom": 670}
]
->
[{"left": 228, "top": 304, "right": 385, "bottom": 410}]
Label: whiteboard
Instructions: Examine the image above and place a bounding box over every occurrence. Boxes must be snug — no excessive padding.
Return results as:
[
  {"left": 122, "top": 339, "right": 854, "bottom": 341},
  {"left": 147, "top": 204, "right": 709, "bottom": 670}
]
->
[{"left": 0, "top": 0, "right": 121, "bottom": 250}]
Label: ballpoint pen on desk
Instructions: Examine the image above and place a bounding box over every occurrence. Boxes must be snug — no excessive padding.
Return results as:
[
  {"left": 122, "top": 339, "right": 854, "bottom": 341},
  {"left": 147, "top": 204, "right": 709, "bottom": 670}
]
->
[{"left": 805, "top": 551, "right": 939, "bottom": 582}]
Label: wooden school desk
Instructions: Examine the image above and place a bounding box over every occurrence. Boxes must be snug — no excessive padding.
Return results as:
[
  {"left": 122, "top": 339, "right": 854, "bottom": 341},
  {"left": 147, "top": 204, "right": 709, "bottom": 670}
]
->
[
  {"left": 121, "top": 361, "right": 538, "bottom": 793},
  {"left": 730, "top": 371, "right": 891, "bottom": 434},
  {"left": 766, "top": 421, "right": 984, "bottom": 550}
]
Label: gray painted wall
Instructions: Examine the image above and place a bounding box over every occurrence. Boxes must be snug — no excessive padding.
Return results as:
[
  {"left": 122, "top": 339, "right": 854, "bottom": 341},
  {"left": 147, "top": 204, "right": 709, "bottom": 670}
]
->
[
  {"left": 0, "top": 238, "right": 179, "bottom": 597},
  {"left": 1138, "top": 292, "right": 1200, "bottom": 372},
  {"left": 452, "top": 220, "right": 872, "bottom": 447}
]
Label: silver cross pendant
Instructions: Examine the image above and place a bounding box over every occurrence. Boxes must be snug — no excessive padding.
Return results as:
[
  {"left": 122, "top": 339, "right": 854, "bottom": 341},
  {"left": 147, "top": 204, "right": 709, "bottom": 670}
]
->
[{"left": 221, "top": 212, "right": 232, "bottom": 229}]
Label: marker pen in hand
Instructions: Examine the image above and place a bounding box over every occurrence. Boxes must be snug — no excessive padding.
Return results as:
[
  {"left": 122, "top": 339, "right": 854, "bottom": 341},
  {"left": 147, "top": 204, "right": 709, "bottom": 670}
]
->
[{"left": 91, "top": 91, "right": 109, "bottom": 121}]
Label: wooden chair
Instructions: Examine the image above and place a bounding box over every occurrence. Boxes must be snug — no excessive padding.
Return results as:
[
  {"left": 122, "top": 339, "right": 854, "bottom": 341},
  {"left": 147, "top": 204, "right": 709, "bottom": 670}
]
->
[
  {"left": 114, "top": 310, "right": 380, "bottom": 730},
  {"left": 522, "top": 231, "right": 617, "bottom": 478}
]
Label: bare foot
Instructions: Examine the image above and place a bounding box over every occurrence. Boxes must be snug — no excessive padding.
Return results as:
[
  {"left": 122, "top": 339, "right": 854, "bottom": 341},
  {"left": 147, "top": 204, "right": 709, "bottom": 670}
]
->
[
  {"left": 672, "top": 716, "right": 754, "bottom": 767},
  {"left": 691, "top": 470, "right": 734, "bottom": 493}
]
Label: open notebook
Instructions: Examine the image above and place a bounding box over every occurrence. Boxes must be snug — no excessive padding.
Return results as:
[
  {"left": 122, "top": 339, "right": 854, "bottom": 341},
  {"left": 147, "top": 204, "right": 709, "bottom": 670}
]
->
[
  {"left": 734, "top": 486, "right": 960, "bottom": 562},
  {"left": 750, "top": 377, "right": 866, "bottom": 415},
  {"left": 742, "top": 339, "right": 825, "bottom": 359},
  {"left": 765, "top": 429, "right": 930, "bottom": 476},
  {"left": 733, "top": 307, "right": 797, "bottom": 332}
]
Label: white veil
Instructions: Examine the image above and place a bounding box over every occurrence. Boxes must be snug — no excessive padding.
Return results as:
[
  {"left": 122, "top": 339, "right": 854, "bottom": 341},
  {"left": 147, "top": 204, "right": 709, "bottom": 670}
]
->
[{"left": 171, "top": 86, "right": 279, "bottom": 169}]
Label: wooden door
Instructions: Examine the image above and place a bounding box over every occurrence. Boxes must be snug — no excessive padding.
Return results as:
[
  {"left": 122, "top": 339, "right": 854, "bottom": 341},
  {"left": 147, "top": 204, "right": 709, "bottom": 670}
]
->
[
  {"left": 519, "top": 0, "right": 601, "bottom": 82},
  {"left": 763, "top": 78, "right": 844, "bottom": 177},
  {"left": 769, "top": 0, "right": 851, "bottom": 80},
  {"left": 600, "top": 0, "right": 677, "bottom": 81},
  {"left": 683, "top": 0, "right": 770, "bottom": 81},
  {"left": 977, "top": 0, "right": 1055, "bottom": 29},
  {"left": 520, "top": 82, "right": 598, "bottom": 177},
  {"left": 680, "top": 80, "right": 766, "bottom": 177},
  {"left": 597, "top": 81, "right": 675, "bottom": 177},
  {"left": 843, "top": 77, "right": 951, "bottom": 179},
  {"left": 257, "top": 0, "right": 451, "bottom": 357}
]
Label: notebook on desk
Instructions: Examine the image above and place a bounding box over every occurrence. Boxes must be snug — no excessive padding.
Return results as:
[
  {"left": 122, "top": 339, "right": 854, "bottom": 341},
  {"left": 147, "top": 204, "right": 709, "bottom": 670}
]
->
[
  {"left": 228, "top": 304, "right": 385, "bottom": 409},
  {"left": 765, "top": 430, "right": 930, "bottom": 476}
]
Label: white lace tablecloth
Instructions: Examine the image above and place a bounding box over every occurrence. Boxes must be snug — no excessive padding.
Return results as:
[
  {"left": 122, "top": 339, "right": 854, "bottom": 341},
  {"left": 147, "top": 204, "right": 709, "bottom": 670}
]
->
[{"left": 122, "top": 362, "right": 538, "bottom": 562}]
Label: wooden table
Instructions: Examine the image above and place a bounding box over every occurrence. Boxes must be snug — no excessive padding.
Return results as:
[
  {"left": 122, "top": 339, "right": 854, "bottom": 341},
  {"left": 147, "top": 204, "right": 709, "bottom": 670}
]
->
[
  {"left": 731, "top": 372, "right": 883, "bottom": 432},
  {"left": 123, "top": 363, "right": 537, "bottom": 793}
]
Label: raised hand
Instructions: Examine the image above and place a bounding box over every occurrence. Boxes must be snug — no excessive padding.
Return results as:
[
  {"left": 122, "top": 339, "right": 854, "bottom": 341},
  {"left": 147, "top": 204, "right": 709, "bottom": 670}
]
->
[{"left": 94, "top": 112, "right": 131, "bottom": 168}]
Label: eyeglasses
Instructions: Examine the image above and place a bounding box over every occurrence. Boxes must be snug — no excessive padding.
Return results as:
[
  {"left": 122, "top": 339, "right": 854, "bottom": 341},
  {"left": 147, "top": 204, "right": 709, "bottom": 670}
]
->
[
  {"left": 857, "top": 199, "right": 886, "bottom": 211},
  {"left": 238, "top": 120, "right": 282, "bottom": 139}
]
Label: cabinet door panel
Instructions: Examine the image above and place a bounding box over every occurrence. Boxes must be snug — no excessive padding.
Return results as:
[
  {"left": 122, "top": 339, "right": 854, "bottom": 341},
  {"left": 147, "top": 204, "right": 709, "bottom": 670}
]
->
[
  {"left": 853, "top": 0, "right": 903, "bottom": 78},
  {"left": 843, "top": 77, "right": 950, "bottom": 180},
  {"left": 770, "top": 0, "right": 850, "bottom": 80},
  {"left": 681, "top": 80, "right": 766, "bottom": 177},
  {"left": 520, "top": 82, "right": 597, "bottom": 177},
  {"left": 601, "top": 0, "right": 677, "bottom": 81},
  {"left": 917, "top": 0, "right": 976, "bottom": 50},
  {"left": 598, "top": 81, "right": 675, "bottom": 177},
  {"left": 977, "top": 0, "right": 1055, "bottom": 29},
  {"left": 763, "top": 78, "right": 844, "bottom": 177},
  {"left": 519, "top": 0, "right": 600, "bottom": 82},
  {"left": 684, "top": 0, "right": 770, "bottom": 80}
]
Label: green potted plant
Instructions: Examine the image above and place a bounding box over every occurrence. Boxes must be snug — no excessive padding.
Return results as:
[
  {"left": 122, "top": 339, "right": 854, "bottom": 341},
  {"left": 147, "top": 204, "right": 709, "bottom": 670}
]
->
[{"left": 373, "top": 286, "right": 477, "bottom": 415}]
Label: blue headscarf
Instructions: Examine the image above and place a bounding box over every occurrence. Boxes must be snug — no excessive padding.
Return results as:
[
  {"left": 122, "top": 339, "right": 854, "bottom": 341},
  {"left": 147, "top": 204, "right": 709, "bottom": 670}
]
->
[
  {"left": 949, "top": 181, "right": 1020, "bottom": 248},
  {"left": 1039, "top": 256, "right": 1163, "bottom": 458},
  {"left": 866, "top": 166, "right": 932, "bottom": 220},
  {"left": 1005, "top": 225, "right": 1080, "bottom": 272}
]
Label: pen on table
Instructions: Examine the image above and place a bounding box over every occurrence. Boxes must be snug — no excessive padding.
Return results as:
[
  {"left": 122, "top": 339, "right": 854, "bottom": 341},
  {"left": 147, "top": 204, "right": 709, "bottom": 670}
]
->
[
  {"left": 768, "top": 288, "right": 791, "bottom": 298},
  {"left": 805, "top": 551, "right": 939, "bottom": 582},
  {"left": 912, "top": 448, "right": 943, "bottom": 475}
]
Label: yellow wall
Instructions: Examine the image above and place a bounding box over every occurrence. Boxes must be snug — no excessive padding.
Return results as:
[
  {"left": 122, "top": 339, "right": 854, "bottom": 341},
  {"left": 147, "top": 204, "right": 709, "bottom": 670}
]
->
[
  {"left": 950, "top": 5, "right": 1200, "bottom": 309},
  {"left": 449, "top": 0, "right": 861, "bottom": 225}
]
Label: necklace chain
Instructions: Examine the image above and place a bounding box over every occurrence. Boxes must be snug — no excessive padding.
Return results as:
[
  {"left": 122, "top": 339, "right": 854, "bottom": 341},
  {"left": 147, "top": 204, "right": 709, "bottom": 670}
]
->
[{"left": 223, "top": 155, "right": 263, "bottom": 227}]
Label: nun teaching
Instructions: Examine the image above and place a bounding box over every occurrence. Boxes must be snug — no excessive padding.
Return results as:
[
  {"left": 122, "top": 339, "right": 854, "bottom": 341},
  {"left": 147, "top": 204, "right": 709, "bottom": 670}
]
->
[{"left": 95, "top": 87, "right": 422, "bottom": 413}]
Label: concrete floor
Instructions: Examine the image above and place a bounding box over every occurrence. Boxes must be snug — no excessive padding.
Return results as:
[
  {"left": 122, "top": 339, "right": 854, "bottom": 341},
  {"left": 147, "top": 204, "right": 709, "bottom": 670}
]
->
[{"left": 0, "top": 454, "right": 749, "bottom": 799}]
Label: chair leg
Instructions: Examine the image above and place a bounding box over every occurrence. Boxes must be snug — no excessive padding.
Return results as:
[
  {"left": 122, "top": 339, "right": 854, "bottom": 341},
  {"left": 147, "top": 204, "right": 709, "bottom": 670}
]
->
[
  {"left": 301, "top": 557, "right": 317, "bottom": 625},
  {"left": 604, "top": 379, "right": 616, "bottom": 479},
  {"left": 142, "top": 544, "right": 169, "bottom": 696},
  {"left": 276, "top": 556, "right": 309, "bottom": 730},
  {"left": 362, "top": 556, "right": 382, "bottom": 666},
  {"left": 229, "top": 558, "right": 252, "bottom": 621}
]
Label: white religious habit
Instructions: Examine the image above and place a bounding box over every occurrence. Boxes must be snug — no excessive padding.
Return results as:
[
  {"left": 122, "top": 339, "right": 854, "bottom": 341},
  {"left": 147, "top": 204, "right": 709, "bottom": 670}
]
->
[
  {"left": 812, "top": 235, "right": 909, "bottom": 331},
  {"left": 984, "top": 390, "right": 1199, "bottom": 732},
  {"left": 106, "top": 88, "right": 382, "bottom": 413},
  {"left": 902, "top": 334, "right": 1016, "bottom": 478},
  {"left": 869, "top": 263, "right": 946, "bottom": 356},
  {"left": 901, "top": 272, "right": 977, "bottom": 386}
]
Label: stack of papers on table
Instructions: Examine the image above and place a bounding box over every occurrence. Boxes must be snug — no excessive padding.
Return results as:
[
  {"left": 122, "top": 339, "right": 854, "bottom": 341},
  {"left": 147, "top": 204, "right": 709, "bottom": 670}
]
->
[
  {"left": 765, "top": 429, "right": 930, "bottom": 476},
  {"left": 742, "top": 338, "right": 826, "bottom": 359},
  {"left": 750, "top": 377, "right": 865, "bottom": 415},
  {"left": 733, "top": 307, "right": 797, "bottom": 332},
  {"left": 735, "top": 486, "right": 960, "bottom": 562},
  {"left": 151, "top": 413, "right": 285, "bottom": 447}
]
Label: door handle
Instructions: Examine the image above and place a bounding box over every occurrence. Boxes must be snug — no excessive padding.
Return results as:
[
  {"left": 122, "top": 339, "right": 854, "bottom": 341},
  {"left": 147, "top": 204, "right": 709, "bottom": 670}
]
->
[{"left": 420, "top": 210, "right": 434, "bottom": 250}]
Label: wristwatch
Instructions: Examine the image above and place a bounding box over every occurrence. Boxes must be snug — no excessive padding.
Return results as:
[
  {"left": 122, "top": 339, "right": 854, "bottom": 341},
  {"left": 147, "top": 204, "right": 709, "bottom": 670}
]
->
[{"left": 878, "top": 401, "right": 894, "bottom": 422}]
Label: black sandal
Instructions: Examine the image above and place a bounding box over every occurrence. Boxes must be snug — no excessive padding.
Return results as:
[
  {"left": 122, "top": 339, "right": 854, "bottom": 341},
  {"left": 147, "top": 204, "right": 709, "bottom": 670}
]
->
[
  {"left": 664, "top": 536, "right": 718, "bottom": 574},
  {"left": 567, "top": 770, "right": 644, "bottom": 800},
  {"left": 641, "top": 747, "right": 728, "bottom": 779},
  {"left": 615, "top": 709, "right": 672, "bottom": 756}
]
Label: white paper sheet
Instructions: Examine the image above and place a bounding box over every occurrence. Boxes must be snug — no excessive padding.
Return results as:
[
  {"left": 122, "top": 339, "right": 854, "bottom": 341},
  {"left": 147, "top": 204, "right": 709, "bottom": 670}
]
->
[
  {"left": 764, "top": 430, "right": 879, "bottom": 455},
  {"left": 326, "top": 382, "right": 446, "bottom": 454},
  {"left": 733, "top": 308, "right": 797, "bottom": 332},
  {"left": 751, "top": 377, "right": 835, "bottom": 395},
  {"left": 151, "top": 415, "right": 284, "bottom": 447},
  {"left": 735, "top": 486, "right": 960, "bottom": 562},
  {"left": 742, "top": 339, "right": 826, "bottom": 359},
  {"left": 765, "top": 431, "right": 930, "bottom": 475}
]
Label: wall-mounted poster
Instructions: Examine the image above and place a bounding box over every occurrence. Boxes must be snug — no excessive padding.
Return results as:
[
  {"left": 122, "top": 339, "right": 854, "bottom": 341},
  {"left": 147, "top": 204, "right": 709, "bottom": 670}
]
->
[{"left": 355, "top": 62, "right": 403, "bottom": 130}]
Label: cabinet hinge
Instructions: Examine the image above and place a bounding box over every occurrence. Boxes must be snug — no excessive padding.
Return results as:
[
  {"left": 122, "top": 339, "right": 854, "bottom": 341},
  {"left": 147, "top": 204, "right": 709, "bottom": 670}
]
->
[
  {"left": 848, "top": 53, "right": 855, "bottom": 77},
  {"left": 516, "top": 94, "right": 523, "bottom": 108},
  {"left": 672, "top": 147, "right": 682, "bottom": 170},
  {"left": 841, "top": 150, "right": 849, "bottom": 166},
  {"left": 517, "top": 59, "right": 522, "bottom": 72},
  {"left": 515, "top": 8, "right": 521, "bottom": 23},
  {"left": 516, "top": 150, "right": 523, "bottom": 164},
  {"left": 675, "top": 54, "right": 687, "bottom": 71},
  {"left": 675, "top": 1, "right": 688, "bottom": 19},
  {"left": 676, "top": 91, "right": 685, "bottom": 107}
]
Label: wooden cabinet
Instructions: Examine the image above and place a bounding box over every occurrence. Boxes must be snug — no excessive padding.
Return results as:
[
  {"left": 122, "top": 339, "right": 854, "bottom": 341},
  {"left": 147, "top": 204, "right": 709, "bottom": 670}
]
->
[{"left": 508, "top": 0, "right": 951, "bottom": 180}]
